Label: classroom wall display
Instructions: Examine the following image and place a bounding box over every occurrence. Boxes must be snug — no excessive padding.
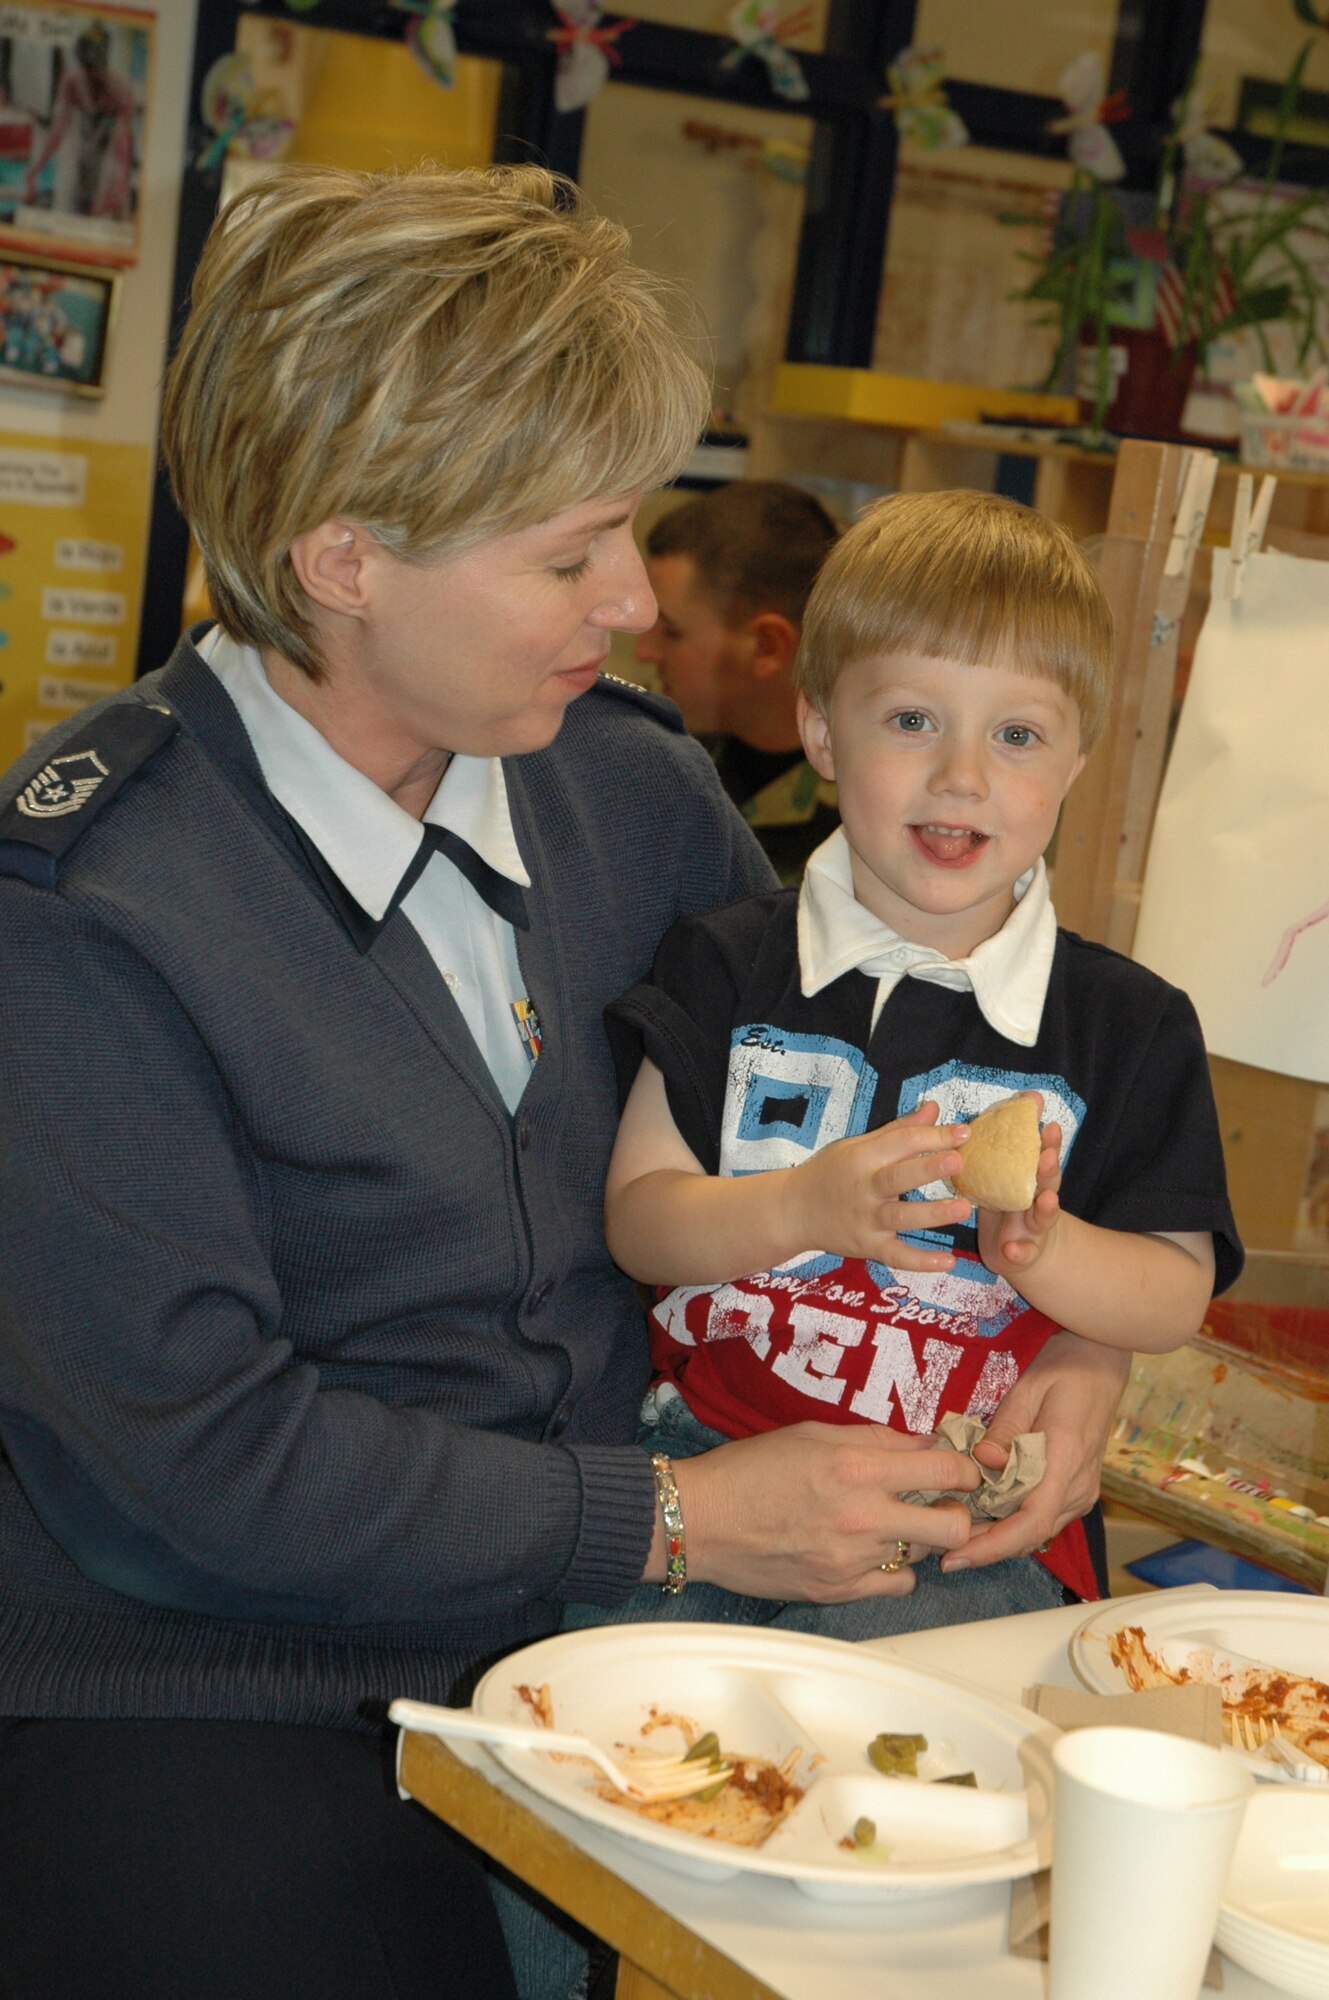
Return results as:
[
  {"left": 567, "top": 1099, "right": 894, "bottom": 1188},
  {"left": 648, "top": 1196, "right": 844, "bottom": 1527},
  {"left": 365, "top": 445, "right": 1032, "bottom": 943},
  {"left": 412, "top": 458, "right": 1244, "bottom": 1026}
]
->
[
  {"left": 0, "top": 247, "right": 116, "bottom": 391},
  {"left": 0, "top": 429, "right": 150, "bottom": 772},
  {"left": 0, "top": 3, "right": 155, "bottom": 267}
]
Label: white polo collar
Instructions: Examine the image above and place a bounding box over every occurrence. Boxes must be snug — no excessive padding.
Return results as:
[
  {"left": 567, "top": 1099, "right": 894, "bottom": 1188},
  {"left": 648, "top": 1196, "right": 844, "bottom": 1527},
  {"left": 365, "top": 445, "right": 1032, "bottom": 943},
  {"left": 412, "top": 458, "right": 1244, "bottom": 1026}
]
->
[
  {"left": 198, "top": 627, "right": 530, "bottom": 920},
  {"left": 797, "top": 827, "right": 1057, "bottom": 1047}
]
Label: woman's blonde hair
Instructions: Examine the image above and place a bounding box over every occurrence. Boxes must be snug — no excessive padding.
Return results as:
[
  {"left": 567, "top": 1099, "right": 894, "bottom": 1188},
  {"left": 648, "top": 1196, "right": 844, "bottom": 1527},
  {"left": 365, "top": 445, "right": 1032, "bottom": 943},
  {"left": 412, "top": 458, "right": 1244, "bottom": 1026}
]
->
[
  {"left": 795, "top": 489, "right": 1114, "bottom": 749},
  {"left": 162, "top": 163, "right": 710, "bottom": 677}
]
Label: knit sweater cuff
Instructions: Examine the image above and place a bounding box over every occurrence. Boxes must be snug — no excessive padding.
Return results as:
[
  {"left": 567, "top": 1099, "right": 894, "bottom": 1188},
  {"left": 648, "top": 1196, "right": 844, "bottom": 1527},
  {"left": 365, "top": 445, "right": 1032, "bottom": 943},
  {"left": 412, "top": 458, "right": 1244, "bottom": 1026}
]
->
[{"left": 560, "top": 1443, "right": 658, "bottom": 1605}]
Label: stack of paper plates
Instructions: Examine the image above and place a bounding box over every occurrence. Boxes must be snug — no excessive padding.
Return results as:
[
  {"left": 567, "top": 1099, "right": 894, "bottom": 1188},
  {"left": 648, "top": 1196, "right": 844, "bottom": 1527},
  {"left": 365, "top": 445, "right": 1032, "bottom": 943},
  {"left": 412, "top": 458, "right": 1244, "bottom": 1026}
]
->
[{"left": 1217, "top": 1789, "right": 1329, "bottom": 1997}]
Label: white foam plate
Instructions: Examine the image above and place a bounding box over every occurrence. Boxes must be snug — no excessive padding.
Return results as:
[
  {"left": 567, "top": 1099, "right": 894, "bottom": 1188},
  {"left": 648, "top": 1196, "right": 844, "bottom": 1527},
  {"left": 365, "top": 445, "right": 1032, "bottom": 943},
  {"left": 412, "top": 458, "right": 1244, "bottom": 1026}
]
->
[
  {"left": 1217, "top": 1788, "right": 1329, "bottom": 1998},
  {"left": 462, "top": 1623, "right": 1054, "bottom": 1900},
  {"left": 1068, "top": 1592, "right": 1329, "bottom": 1783}
]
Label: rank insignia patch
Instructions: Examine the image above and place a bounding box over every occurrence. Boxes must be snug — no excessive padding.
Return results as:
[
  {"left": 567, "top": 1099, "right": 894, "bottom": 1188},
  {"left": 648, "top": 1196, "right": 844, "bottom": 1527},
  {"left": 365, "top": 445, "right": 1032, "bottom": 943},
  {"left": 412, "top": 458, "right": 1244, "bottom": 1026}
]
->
[
  {"left": 0, "top": 697, "right": 179, "bottom": 888},
  {"left": 16, "top": 750, "right": 110, "bottom": 819}
]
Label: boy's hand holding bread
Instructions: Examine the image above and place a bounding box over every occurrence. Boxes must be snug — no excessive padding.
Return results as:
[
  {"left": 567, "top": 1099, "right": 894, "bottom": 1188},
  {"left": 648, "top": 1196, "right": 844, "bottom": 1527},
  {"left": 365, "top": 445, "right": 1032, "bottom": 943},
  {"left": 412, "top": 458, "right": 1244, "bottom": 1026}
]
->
[
  {"left": 787, "top": 1092, "right": 1066, "bottom": 1279},
  {"left": 784, "top": 1100, "right": 972, "bottom": 1273},
  {"left": 946, "top": 1091, "right": 1068, "bottom": 1278}
]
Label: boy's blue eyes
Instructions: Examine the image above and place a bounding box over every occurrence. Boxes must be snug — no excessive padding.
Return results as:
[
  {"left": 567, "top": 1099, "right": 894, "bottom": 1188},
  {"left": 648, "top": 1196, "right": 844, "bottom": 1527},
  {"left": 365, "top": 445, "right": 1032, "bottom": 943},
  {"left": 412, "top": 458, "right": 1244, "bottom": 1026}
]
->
[{"left": 887, "top": 711, "right": 1040, "bottom": 747}]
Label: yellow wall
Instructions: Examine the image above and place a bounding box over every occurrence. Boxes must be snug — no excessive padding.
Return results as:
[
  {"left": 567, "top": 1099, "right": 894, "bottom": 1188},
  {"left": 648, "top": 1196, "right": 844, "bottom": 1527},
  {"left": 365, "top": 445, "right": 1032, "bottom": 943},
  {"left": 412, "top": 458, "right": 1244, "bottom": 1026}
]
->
[
  {"left": 237, "top": 18, "right": 500, "bottom": 177},
  {"left": 0, "top": 0, "right": 198, "bottom": 757}
]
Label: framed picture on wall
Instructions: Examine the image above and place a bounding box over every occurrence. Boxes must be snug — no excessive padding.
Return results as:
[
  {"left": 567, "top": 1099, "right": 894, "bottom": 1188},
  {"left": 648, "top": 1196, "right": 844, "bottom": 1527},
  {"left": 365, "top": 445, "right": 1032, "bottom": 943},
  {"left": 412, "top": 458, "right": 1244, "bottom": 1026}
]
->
[
  {"left": 0, "top": 248, "right": 118, "bottom": 392},
  {"left": 0, "top": 3, "right": 155, "bottom": 268}
]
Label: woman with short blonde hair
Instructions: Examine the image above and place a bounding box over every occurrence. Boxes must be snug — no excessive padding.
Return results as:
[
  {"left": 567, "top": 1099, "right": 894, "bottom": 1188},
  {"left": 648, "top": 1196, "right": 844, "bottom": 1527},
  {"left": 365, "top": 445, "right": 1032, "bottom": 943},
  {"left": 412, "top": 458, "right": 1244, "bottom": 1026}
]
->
[{"left": 166, "top": 163, "right": 709, "bottom": 677}]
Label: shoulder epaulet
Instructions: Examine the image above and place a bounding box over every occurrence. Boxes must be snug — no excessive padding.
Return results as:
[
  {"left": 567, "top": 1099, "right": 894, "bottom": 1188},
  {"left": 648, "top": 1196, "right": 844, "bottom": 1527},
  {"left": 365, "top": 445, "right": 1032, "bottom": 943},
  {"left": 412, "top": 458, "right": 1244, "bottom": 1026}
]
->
[
  {"left": 588, "top": 670, "right": 686, "bottom": 733},
  {"left": 0, "top": 696, "right": 180, "bottom": 888}
]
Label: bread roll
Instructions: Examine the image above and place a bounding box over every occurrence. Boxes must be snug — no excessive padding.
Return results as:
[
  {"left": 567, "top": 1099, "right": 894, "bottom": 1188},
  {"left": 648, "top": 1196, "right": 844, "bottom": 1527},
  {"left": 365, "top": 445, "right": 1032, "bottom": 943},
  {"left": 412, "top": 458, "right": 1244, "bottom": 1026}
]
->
[{"left": 947, "top": 1094, "right": 1041, "bottom": 1212}]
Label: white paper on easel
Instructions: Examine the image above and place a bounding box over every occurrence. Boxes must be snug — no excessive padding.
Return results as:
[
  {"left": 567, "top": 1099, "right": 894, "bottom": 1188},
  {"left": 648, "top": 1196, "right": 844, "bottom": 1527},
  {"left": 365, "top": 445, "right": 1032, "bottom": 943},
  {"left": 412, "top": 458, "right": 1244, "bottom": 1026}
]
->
[{"left": 1133, "top": 547, "right": 1329, "bottom": 1084}]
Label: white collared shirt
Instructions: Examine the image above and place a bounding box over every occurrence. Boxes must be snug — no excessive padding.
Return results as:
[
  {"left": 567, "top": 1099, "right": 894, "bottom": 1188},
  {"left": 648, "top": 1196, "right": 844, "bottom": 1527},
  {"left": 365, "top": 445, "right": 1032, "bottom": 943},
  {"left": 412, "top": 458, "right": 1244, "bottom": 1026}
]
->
[
  {"left": 199, "top": 626, "right": 536, "bottom": 1111},
  {"left": 797, "top": 827, "right": 1058, "bottom": 1046}
]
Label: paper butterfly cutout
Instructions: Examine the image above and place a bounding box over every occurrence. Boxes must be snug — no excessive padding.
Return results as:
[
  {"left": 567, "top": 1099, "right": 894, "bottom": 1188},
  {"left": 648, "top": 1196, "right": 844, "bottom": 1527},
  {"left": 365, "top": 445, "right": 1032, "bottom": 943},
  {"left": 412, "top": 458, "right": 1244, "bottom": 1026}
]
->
[
  {"left": 1170, "top": 75, "right": 1242, "bottom": 181},
  {"left": 682, "top": 118, "right": 809, "bottom": 183},
  {"left": 760, "top": 137, "right": 809, "bottom": 182},
  {"left": 1048, "top": 50, "right": 1128, "bottom": 182},
  {"left": 548, "top": 4, "right": 636, "bottom": 114},
  {"left": 393, "top": 0, "right": 459, "bottom": 90},
  {"left": 721, "top": 1, "right": 813, "bottom": 105},
  {"left": 880, "top": 44, "right": 968, "bottom": 150},
  {"left": 197, "top": 53, "right": 295, "bottom": 174}
]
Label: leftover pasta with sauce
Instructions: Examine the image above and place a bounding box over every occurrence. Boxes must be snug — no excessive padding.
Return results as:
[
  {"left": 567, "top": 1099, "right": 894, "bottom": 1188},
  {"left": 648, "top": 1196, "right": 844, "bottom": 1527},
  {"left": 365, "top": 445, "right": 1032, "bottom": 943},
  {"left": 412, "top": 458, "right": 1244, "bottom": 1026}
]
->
[{"left": 1106, "top": 1625, "right": 1329, "bottom": 1771}]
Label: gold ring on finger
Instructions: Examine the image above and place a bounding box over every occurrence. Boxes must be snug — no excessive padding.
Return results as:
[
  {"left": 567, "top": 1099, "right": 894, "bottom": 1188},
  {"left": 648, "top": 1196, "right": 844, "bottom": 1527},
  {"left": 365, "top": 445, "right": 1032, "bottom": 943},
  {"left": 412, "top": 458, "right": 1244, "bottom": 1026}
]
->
[{"left": 879, "top": 1539, "right": 910, "bottom": 1575}]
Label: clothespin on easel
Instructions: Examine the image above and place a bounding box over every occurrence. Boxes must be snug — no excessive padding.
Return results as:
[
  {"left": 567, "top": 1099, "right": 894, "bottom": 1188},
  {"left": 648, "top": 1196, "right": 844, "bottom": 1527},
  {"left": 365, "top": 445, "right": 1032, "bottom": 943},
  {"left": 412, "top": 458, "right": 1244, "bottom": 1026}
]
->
[
  {"left": 1163, "top": 448, "right": 1219, "bottom": 581},
  {"left": 1224, "top": 471, "right": 1277, "bottom": 601}
]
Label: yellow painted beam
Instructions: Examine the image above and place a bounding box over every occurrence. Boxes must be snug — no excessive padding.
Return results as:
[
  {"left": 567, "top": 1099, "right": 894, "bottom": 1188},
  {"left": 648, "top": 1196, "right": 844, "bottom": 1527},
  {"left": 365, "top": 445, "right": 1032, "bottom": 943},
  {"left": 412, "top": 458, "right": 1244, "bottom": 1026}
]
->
[{"left": 772, "top": 363, "right": 1078, "bottom": 430}]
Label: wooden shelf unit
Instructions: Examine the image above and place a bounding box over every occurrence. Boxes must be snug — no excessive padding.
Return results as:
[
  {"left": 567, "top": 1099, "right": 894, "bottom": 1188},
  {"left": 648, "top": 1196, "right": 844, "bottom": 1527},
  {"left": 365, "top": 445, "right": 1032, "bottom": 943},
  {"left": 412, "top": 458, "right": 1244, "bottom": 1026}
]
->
[{"left": 754, "top": 364, "right": 1329, "bottom": 545}]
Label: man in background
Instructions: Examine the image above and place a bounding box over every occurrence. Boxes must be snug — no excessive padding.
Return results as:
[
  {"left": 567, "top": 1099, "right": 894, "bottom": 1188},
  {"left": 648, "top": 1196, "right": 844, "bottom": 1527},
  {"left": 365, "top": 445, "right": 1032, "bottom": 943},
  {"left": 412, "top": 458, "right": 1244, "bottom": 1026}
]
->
[{"left": 634, "top": 479, "right": 840, "bottom": 883}]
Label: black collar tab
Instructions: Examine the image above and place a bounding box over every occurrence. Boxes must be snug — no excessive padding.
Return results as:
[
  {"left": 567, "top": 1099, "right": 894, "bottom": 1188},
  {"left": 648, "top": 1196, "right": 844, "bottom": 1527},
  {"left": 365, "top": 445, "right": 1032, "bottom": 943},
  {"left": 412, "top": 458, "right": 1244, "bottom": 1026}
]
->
[{"left": 281, "top": 814, "right": 530, "bottom": 952}]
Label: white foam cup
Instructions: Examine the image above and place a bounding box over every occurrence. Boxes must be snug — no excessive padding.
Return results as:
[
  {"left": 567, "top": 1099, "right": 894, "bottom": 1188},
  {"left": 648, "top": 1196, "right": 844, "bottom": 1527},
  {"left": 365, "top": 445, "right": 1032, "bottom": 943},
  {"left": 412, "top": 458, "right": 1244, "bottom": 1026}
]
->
[{"left": 1022, "top": 1725, "right": 1254, "bottom": 2000}]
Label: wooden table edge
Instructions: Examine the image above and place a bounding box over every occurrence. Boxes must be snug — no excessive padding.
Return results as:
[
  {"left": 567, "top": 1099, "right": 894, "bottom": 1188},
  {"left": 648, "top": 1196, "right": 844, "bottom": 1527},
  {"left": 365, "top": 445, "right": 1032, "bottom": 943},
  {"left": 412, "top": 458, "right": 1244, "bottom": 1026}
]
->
[{"left": 398, "top": 1730, "right": 784, "bottom": 2000}]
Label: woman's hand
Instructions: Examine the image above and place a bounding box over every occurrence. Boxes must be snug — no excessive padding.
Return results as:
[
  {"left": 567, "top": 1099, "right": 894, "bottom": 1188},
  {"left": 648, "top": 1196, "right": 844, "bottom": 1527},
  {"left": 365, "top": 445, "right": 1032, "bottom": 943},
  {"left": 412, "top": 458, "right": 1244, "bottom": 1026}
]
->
[
  {"left": 781, "top": 1101, "right": 973, "bottom": 1275},
  {"left": 657, "top": 1423, "right": 980, "bottom": 1602},
  {"left": 939, "top": 1330, "right": 1129, "bottom": 1570}
]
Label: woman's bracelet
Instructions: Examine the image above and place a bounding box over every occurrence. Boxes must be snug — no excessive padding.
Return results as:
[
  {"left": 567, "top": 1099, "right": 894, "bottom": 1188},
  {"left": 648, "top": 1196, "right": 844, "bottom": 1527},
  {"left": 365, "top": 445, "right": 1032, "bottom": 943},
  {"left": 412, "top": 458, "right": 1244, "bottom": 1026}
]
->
[{"left": 650, "top": 1452, "right": 687, "bottom": 1596}]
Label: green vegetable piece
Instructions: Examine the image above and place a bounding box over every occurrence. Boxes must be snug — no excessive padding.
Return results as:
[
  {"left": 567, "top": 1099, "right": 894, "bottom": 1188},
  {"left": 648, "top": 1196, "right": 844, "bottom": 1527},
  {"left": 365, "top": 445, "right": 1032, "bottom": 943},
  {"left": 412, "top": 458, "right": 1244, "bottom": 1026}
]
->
[
  {"left": 852, "top": 1816, "right": 876, "bottom": 1848},
  {"left": 694, "top": 1773, "right": 731, "bottom": 1803},
  {"left": 683, "top": 1731, "right": 721, "bottom": 1765},
  {"left": 934, "top": 1771, "right": 978, "bottom": 1787},
  {"left": 867, "top": 1730, "right": 928, "bottom": 1777}
]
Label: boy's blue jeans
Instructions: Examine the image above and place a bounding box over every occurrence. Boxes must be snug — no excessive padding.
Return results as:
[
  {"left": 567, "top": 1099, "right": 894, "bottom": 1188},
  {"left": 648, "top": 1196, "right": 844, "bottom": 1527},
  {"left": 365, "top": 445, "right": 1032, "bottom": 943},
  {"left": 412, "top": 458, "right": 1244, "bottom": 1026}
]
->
[{"left": 494, "top": 1392, "right": 1068, "bottom": 1999}]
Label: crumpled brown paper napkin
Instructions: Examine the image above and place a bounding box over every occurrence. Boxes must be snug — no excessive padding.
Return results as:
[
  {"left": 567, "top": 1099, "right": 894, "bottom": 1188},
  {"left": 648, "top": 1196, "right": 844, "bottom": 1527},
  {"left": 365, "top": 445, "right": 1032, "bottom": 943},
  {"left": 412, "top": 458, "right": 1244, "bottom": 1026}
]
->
[
  {"left": 901, "top": 1412, "right": 1046, "bottom": 1521},
  {"left": 1010, "top": 1681, "right": 1226, "bottom": 1988}
]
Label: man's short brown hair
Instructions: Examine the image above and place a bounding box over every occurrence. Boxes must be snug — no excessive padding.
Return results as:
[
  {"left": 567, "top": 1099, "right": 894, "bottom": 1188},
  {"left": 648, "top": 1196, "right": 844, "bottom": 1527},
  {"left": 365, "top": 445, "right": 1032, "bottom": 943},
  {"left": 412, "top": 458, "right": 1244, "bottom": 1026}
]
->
[
  {"left": 163, "top": 163, "right": 709, "bottom": 677},
  {"left": 646, "top": 480, "right": 838, "bottom": 629},
  {"left": 795, "top": 489, "right": 1113, "bottom": 749}
]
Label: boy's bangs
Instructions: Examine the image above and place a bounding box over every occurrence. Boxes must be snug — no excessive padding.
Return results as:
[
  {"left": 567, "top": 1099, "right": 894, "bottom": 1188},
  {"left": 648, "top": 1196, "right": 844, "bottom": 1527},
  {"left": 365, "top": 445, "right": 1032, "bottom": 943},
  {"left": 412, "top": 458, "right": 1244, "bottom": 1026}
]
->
[{"left": 856, "top": 587, "right": 1105, "bottom": 695}]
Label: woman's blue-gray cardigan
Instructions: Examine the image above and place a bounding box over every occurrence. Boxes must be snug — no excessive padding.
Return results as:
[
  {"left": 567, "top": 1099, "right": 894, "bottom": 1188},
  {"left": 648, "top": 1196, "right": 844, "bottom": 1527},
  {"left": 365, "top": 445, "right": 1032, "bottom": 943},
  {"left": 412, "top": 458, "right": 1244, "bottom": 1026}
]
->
[{"left": 0, "top": 635, "right": 772, "bottom": 1727}]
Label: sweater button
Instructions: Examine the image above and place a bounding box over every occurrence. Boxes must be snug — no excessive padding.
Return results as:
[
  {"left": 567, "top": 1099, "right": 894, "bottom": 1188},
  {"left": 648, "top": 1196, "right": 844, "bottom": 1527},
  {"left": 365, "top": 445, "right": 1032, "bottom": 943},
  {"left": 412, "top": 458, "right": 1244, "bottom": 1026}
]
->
[
  {"left": 549, "top": 1406, "right": 570, "bottom": 1440},
  {"left": 529, "top": 1278, "right": 553, "bottom": 1312},
  {"left": 518, "top": 1119, "right": 532, "bottom": 1151}
]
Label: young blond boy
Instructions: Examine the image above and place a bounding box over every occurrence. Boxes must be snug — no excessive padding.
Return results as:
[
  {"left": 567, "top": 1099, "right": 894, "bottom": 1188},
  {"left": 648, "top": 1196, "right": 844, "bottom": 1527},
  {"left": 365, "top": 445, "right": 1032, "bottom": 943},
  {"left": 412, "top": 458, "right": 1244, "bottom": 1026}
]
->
[{"left": 569, "top": 489, "right": 1241, "bottom": 1636}]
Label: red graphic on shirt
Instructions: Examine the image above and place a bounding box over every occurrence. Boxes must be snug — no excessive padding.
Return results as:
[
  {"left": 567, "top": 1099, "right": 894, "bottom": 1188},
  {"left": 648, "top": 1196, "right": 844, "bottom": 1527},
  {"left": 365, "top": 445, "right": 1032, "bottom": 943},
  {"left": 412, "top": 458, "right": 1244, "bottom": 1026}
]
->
[{"left": 648, "top": 1254, "right": 1099, "bottom": 1600}]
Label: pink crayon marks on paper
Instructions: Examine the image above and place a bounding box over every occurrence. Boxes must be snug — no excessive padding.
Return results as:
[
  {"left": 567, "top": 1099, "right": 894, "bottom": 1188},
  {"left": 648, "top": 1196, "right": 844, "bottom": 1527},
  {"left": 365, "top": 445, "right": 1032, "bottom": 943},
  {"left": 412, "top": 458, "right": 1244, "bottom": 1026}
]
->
[{"left": 1264, "top": 897, "right": 1329, "bottom": 986}]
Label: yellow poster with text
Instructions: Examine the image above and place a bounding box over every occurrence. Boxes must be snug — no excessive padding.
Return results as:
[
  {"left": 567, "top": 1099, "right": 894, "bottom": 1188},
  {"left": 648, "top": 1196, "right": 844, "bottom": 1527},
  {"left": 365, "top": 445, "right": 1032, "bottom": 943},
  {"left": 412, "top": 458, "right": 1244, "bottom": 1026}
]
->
[{"left": 0, "top": 431, "right": 150, "bottom": 777}]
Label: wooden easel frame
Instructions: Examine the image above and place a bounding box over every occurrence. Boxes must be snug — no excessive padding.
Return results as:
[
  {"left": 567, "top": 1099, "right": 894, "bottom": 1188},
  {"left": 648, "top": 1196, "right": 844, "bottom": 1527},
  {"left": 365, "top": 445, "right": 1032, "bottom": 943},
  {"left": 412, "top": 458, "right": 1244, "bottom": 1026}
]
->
[
  {"left": 1053, "top": 437, "right": 1198, "bottom": 952},
  {"left": 1056, "top": 443, "right": 1329, "bottom": 1258}
]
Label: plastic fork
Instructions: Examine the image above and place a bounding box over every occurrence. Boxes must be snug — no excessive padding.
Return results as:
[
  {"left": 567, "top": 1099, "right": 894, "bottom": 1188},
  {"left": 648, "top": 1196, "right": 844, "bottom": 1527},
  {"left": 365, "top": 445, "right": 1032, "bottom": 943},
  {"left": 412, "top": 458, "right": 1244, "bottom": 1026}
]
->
[
  {"left": 1225, "top": 1710, "right": 1276, "bottom": 1752},
  {"left": 1223, "top": 1710, "right": 1329, "bottom": 1783},
  {"left": 388, "top": 1697, "right": 733, "bottom": 1801}
]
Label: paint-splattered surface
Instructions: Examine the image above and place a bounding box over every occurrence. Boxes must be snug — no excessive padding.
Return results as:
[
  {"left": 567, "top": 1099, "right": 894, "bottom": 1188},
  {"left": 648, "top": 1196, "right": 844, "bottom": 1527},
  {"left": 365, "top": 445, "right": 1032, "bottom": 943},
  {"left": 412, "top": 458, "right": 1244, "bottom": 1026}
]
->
[{"left": 1105, "top": 1314, "right": 1329, "bottom": 1592}]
